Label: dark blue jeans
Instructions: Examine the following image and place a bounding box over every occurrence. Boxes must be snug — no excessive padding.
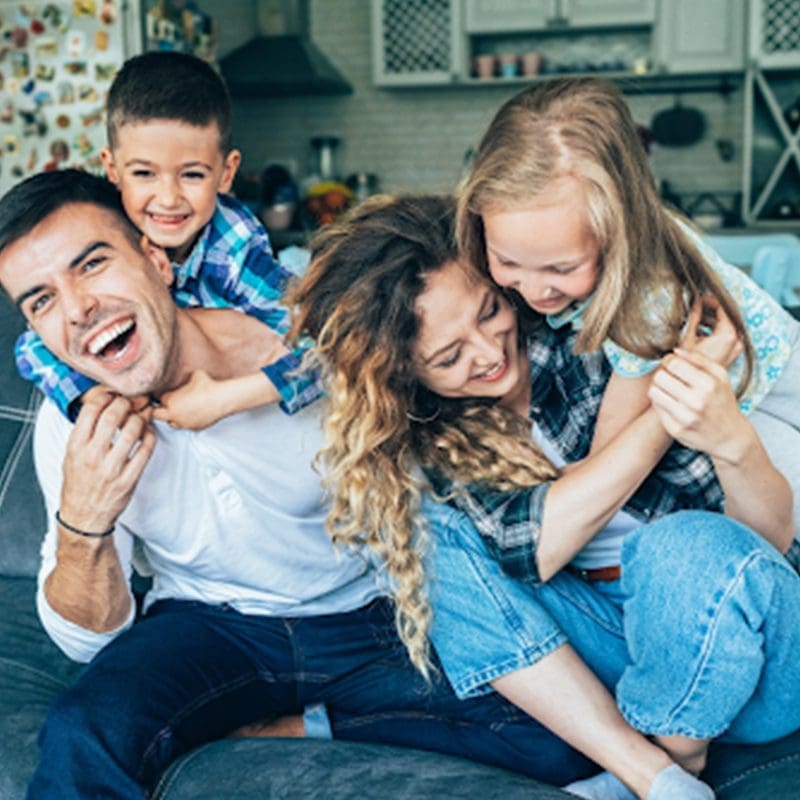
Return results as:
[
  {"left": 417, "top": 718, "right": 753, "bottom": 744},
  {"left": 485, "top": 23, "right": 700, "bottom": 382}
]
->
[{"left": 26, "top": 598, "right": 593, "bottom": 799}]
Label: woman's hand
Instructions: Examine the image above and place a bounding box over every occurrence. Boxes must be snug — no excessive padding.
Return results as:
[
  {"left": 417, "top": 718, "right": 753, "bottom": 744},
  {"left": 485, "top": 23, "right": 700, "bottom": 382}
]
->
[{"left": 648, "top": 348, "right": 749, "bottom": 463}]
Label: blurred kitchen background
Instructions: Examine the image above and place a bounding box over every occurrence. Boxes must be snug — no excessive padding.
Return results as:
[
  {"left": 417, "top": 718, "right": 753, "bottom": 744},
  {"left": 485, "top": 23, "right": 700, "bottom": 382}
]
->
[
  {"left": 207, "top": 0, "right": 800, "bottom": 259},
  {"left": 1, "top": 0, "right": 799, "bottom": 283}
]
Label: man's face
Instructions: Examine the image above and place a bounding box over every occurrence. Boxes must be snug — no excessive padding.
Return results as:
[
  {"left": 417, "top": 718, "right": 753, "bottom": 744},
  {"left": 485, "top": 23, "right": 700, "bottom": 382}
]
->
[{"left": 0, "top": 202, "right": 178, "bottom": 396}]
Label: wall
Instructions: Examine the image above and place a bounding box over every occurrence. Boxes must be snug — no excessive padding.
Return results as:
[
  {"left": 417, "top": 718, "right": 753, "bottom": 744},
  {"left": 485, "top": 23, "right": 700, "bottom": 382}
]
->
[{"left": 215, "top": 0, "right": 745, "bottom": 203}]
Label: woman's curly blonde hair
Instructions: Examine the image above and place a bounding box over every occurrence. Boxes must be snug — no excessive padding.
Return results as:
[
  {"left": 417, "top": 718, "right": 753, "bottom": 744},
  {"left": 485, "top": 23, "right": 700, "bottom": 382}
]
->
[{"left": 288, "top": 194, "right": 557, "bottom": 676}]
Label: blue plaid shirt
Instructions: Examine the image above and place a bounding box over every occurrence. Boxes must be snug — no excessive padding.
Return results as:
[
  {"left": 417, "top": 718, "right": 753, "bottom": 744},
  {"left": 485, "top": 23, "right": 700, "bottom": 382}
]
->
[
  {"left": 430, "top": 322, "right": 724, "bottom": 585},
  {"left": 14, "top": 194, "right": 322, "bottom": 420}
]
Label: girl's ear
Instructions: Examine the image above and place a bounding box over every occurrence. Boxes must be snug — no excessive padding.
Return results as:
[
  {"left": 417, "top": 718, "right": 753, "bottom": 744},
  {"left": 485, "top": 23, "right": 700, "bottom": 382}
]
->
[
  {"left": 140, "top": 234, "right": 173, "bottom": 286},
  {"left": 219, "top": 149, "right": 241, "bottom": 194},
  {"left": 100, "top": 147, "right": 119, "bottom": 184}
]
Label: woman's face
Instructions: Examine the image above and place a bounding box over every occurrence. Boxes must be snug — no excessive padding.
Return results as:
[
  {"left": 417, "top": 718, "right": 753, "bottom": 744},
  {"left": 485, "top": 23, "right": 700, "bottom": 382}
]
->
[
  {"left": 483, "top": 176, "right": 600, "bottom": 316},
  {"left": 412, "top": 259, "right": 523, "bottom": 400}
]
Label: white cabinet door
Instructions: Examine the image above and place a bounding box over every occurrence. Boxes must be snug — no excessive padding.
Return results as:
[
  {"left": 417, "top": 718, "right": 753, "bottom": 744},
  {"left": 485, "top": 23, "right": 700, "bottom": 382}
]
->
[
  {"left": 655, "top": 0, "right": 746, "bottom": 73},
  {"left": 563, "top": 0, "right": 656, "bottom": 27},
  {"left": 372, "top": 0, "right": 464, "bottom": 86},
  {"left": 464, "top": 1, "right": 555, "bottom": 33},
  {"left": 750, "top": 0, "right": 800, "bottom": 67}
]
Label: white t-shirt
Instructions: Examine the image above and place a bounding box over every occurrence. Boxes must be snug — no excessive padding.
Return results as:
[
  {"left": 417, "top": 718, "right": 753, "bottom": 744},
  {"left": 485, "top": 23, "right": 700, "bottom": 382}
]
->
[{"left": 34, "top": 400, "right": 382, "bottom": 662}]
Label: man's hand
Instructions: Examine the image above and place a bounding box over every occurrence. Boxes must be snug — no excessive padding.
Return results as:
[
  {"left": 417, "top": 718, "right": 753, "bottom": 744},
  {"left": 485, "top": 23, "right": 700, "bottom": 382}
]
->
[{"left": 59, "top": 388, "right": 156, "bottom": 533}]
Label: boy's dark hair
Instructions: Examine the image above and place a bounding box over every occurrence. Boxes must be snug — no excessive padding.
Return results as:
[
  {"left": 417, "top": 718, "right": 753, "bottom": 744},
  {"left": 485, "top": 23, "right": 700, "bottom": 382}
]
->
[
  {"left": 107, "top": 52, "right": 233, "bottom": 153},
  {"left": 0, "top": 169, "right": 138, "bottom": 256}
]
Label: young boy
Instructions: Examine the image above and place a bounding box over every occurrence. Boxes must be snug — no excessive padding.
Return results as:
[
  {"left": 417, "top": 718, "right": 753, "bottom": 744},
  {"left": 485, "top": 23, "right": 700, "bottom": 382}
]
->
[{"left": 14, "top": 51, "right": 319, "bottom": 427}]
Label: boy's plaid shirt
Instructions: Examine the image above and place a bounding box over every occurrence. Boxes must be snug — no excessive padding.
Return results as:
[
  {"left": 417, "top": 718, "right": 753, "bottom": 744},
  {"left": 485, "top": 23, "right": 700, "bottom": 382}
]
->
[
  {"left": 428, "top": 322, "right": 725, "bottom": 585},
  {"left": 15, "top": 194, "right": 322, "bottom": 420}
]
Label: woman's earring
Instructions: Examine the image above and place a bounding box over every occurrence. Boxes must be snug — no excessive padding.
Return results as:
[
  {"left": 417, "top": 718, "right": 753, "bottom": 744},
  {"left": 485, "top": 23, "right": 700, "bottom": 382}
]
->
[{"left": 406, "top": 390, "right": 441, "bottom": 424}]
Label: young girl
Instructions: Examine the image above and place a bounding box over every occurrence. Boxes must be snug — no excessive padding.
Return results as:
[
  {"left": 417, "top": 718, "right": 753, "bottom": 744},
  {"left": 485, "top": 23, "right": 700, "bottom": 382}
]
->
[
  {"left": 457, "top": 77, "right": 800, "bottom": 535},
  {"left": 289, "top": 194, "right": 800, "bottom": 800}
]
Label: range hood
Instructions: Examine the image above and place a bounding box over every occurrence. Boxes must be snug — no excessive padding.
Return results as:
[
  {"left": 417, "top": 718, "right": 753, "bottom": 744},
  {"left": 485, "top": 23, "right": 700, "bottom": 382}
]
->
[{"left": 219, "top": 0, "right": 352, "bottom": 97}]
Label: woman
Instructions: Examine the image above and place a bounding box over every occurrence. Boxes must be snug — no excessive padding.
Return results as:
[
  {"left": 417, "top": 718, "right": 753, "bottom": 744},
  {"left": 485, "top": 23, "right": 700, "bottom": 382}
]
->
[{"left": 288, "top": 194, "right": 800, "bottom": 800}]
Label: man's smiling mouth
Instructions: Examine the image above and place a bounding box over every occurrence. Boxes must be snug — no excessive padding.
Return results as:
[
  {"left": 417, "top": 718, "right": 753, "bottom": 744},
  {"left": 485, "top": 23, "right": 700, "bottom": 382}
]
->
[{"left": 86, "top": 318, "right": 136, "bottom": 359}]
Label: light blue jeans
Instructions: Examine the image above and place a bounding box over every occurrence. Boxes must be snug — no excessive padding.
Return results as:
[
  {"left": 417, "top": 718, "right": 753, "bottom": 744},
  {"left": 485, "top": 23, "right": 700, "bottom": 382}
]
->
[{"left": 425, "top": 501, "right": 800, "bottom": 744}]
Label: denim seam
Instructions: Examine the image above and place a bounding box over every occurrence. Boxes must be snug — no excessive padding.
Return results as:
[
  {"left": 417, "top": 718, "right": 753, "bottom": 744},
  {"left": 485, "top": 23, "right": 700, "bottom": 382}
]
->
[
  {"left": 620, "top": 552, "right": 770, "bottom": 739},
  {"left": 137, "top": 668, "right": 290, "bottom": 785},
  {"left": 547, "top": 579, "right": 625, "bottom": 640},
  {"left": 332, "top": 708, "right": 521, "bottom": 734},
  {"left": 713, "top": 752, "right": 800, "bottom": 792},
  {"left": 456, "top": 536, "right": 543, "bottom": 646},
  {"left": 452, "top": 630, "right": 567, "bottom": 699}
]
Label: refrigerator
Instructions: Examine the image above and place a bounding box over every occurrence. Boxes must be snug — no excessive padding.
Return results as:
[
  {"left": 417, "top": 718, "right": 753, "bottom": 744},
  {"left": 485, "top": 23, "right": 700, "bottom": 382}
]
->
[{"left": 0, "top": 0, "right": 218, "bottom": 196}]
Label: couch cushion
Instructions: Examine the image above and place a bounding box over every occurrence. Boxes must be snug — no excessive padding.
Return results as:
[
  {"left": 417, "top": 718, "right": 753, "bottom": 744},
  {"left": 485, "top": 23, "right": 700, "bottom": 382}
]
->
[
  {"left": 0, "top": 293, "right": 45, "bottom": 578},
  {"left": 153, "top": 738, "right": 574, "bottom": 800},
  {"left": 0, "top": 577, "right": 81, "bottom": 799}
]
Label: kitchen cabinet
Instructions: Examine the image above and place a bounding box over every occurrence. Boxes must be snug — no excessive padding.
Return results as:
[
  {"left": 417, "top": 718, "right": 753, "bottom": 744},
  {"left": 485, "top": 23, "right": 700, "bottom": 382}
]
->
[
  {"left": 654, "top": 0, "right": 746, "bottom": 74},
  {"left": 371, "top": 0, "right": 464, "bottom": 86},
  {"left": 742, "top": 67, "right": 800, "bottom": 227},
  {"left": 750, "top": 0, "right": 800, "bottom": 67},
  {"left": 464, "top": 1, "right": 655, "bottom": 33},
  {"left": 742, "top": 1, "right": 800, "bottom": 226}
]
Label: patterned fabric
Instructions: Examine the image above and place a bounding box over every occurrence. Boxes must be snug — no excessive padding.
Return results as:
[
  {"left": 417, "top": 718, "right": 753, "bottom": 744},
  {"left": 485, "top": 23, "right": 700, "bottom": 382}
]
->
[
  {"left": 428, "top": 323, "right": 723, "bottom": 585},
  {"left": 550, "top": 220, "right": 799, "bottom": 416},
  {"left": 14, "top": 194, "right": 322, "bottom": 420}
]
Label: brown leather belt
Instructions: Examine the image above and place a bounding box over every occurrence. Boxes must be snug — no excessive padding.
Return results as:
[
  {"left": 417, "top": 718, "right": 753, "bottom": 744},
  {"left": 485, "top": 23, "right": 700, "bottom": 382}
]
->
[{"left": 572, "top": 565, "right": 621, "bottom": 582}]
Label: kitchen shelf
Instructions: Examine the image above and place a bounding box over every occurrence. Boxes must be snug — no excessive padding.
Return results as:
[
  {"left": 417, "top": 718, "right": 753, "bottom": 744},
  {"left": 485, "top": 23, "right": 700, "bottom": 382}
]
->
[{"left": 742, "top": 67, "right": 800, "bottom": 225}]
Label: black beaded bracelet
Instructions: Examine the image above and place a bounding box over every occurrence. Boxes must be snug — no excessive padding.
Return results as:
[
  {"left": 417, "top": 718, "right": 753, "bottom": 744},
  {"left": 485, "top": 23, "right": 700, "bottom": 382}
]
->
[{"left": 55, "top": 510, "right": 115, "bottom": 539}]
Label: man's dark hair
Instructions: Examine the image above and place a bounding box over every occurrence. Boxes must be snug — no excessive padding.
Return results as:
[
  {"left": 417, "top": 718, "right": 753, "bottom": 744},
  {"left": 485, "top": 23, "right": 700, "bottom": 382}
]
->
[
  {"left": 0, "top": 169, "right": 138, "bottom": 255},
  {"left": 106, "top": 52, "right": 233, "bottom": 153}
]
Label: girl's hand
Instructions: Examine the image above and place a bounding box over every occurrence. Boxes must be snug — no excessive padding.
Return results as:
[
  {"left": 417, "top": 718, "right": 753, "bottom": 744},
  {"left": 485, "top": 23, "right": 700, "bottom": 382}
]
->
[
  {"left": 680, "top": 295, "right": 743, "bottom": 367},
  {"left": 648, "top": 348, "right": 751, "bottom": 464}
]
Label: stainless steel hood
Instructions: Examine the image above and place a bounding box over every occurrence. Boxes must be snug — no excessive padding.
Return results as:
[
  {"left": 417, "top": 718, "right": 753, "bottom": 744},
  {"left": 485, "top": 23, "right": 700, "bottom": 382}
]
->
[{"left": 219, "top": 0, "right": 352, "bottom": 97}]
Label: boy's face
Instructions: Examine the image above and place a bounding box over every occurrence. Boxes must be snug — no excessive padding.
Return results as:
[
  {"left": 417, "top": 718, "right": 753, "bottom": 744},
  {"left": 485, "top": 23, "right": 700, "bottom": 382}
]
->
[{"left": 101, "top": 120, "right": 241, "bottom": 263}]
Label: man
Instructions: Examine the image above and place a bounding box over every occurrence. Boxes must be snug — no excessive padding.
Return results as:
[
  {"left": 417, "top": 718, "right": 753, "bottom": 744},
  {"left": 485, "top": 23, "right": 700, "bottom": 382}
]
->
[{"left": 0, "top": 171, "right": 591, "bottom": 799}]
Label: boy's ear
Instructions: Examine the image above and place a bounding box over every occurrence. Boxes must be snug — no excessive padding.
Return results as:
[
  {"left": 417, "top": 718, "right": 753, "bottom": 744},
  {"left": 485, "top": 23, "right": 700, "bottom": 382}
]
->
[
  {"left": 218, "top": 149, "right": 241, "bottom": 194},
  {"left": 100, "top": 147, "right": 119, "bottom": 184},
  {"left": 140, "top": 234, "right": 173, "bottom": 286}
]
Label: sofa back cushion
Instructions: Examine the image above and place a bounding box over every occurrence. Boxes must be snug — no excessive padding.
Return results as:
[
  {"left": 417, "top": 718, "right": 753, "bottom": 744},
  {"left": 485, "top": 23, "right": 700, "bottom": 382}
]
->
[{"left": 0, "top": 292, "right": 45, "bottom": 578}]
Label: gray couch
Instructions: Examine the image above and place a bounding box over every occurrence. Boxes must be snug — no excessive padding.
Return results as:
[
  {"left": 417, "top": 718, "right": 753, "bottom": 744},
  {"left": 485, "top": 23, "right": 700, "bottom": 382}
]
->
[{"left": 2, "top": 291, "right": 800, "bottom": 799}]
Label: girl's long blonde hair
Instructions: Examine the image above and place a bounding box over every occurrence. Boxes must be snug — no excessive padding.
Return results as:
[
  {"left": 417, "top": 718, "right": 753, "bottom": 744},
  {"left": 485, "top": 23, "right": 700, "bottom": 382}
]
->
[
  {"left": 288, "top": 195, "right": 557, "bottom": 675},
  {"left": 457, "top": 77, "right": 753, "bottom": 393}
]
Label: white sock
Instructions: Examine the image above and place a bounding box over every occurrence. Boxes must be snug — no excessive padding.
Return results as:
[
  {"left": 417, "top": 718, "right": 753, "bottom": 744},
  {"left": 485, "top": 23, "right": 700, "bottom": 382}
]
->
[
  {"left": 563, "top": 771, "right": 636, "bottom": 800},
  {"left": 647, "top": 764, "right": 715, "bottom": 800}
]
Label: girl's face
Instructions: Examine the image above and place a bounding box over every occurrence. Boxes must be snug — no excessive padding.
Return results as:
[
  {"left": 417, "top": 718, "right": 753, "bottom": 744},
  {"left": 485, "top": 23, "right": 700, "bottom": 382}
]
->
[
  {"left": 412, "top": 259, "right": 523, "bottom": 400},
  {"left": 483, "top": 176, "right": 600, "bottom": 316}
]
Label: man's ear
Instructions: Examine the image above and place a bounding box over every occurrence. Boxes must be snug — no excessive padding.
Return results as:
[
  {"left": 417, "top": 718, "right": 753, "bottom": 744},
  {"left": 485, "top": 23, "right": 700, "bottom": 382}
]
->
[
  {"left": 218, "top": 149, "right": 241, "bottom": 195},
  {"left": 140, "top": 234, "right": 173, "bottom": 286},
  {"left": 100, "top": 147, "right": 119, "bottom": 184}
]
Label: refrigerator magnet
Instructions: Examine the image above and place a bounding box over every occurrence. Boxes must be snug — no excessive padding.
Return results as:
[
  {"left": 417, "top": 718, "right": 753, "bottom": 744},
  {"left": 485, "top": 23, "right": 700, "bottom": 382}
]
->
[
  {"left": 55, "top": 112, "right": 70, "bottom": 128},
  {"left": 99, "top": 0, "right": 116, "bottom": 26},
  {"left": 66, "top": 30, "right": 85, "bottom": 58},
  {"left": 94, "top": 28, "right": 108, "bottom": 50},
  {"left": 4, "top": 134, "right": 19, "bottom": 154},
  {"left": 73, "top": 1, "right": 96, "bottom": 19},
  {"left": 57, "top": 81, "right": 74, "bottom": 104},
  {"left": 63, "top": 60, "right": 87, "bottom": 75}
]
